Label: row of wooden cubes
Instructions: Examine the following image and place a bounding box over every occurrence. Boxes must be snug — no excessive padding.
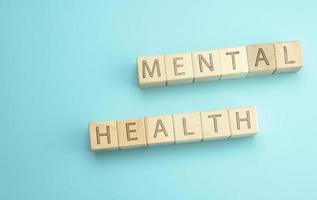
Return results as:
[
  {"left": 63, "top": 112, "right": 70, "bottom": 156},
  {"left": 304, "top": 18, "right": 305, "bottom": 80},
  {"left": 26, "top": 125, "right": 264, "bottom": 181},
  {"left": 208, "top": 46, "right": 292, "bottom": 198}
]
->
[
  {"left": 137, "top": 41, "right": 303, "bottom": 88},
  {"left": 89, "top": 106, "right": 258, "bottom": 151}
]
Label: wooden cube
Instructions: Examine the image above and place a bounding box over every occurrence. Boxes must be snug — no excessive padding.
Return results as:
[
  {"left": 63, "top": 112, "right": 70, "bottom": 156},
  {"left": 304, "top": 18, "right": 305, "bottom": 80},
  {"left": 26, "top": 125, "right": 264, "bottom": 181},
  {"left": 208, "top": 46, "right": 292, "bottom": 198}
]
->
[
  {"left": 137, "top": 55, "right": 166, "bottom": 88},
  {"left": 247, "top": 43, "right": 276, "bottom": 76},
  {"left": 228, "top": 107, "right": 258, "bottom": 138},
  {"left": 220, "top": 46, "right": 249, "bottom": 79},
  {"left": 117, "top": 118, "right": 147, "bottom": 149},
  {"left": 274, "top": 41, "right": 303, "bottom": 74},
  {"left": 145, "top": 115, "right": 175, "bottom": 146},
  {"left": 165, "top": 52, "right": 194, "bottom": 85},
  {"left": 201, "top": 109, "right": 231, "bottom": 141},
  {"left": 192, "top": 49, "right": 222, "bottom": 82},
  {"left": 173, "top": 112, "right": 203, "bottom": 144},
  {"left": 89, "top": 121, "right": 119, "bottom": 151}
]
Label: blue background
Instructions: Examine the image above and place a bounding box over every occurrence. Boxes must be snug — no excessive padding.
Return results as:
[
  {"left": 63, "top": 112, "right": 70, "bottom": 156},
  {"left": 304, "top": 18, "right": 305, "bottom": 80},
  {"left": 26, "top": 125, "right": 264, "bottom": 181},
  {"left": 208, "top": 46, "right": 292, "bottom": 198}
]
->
[{"left": 1, "top": 0, "right": 316, "bottom": 199}]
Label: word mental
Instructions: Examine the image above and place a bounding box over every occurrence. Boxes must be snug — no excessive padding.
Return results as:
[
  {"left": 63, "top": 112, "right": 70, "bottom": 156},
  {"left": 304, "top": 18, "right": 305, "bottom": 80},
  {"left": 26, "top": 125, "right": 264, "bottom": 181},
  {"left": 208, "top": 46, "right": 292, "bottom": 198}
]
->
[
  {"left": 137, "top": 41, "right": 303, "bottom": 88},
  {"left": 89, "top": 106, "right": 259, "bottom": 151}
]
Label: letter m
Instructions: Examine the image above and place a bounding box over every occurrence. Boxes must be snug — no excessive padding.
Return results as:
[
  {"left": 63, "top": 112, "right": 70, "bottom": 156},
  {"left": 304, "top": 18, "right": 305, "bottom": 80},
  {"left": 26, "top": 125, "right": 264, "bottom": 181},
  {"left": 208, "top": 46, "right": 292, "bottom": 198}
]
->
[{"left": 142, "top": 59, "right": 161, "bottom": 78}]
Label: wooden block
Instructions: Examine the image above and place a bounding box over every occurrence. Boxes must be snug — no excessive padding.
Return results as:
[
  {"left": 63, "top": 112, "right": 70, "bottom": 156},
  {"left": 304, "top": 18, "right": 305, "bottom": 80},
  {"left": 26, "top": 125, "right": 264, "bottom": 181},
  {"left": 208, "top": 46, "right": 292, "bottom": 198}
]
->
[
  {"left": 165, "top": 52, "right": 194, "bottom": 85},
  {"left": 228, "top": 107, "right": 258, "bottom": 138},
  {"left": 274, "top": 41, "right": 303, "bottom": 74},
  {"left": 145, "top": 115, "right": 175, "bottom": 146},
  {"left": 137, "top": 55, "right": 166, "bottom": 88},
  {"left": 201, "top": 109, "right": 231, "bottom": 141},
  {"left": 246, "top": 43, "right": 276, "bottom": 76},
  {"left": 89, "top": 121, "right": 119, "bottom": 151},
  {"left": 219, "top": 46, "right": 249, "bottom": 79},
  {"left": 117, "top": 118, "right": 147, "bottom": 149},
  {"left": 192, "top": 49, "right": 222, "bottom": 82},
  {"left": 173, "top": 112, "right": 203, "bottom": 143}
]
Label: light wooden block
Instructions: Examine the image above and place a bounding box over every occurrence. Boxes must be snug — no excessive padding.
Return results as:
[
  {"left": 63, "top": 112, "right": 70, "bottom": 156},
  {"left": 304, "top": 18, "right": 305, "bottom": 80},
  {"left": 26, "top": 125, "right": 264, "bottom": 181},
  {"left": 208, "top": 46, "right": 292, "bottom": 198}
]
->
[
  {"left": 219, "top": 46, "right": 249, "bottom": 79},
  {"left": 173, "top": 112, "right": 203, "bottom": 144},
  {"left": 247, "top": 43, "right": 276, "bottom": 76},
  {"left": 274, "top": 41, "right": 303, "bottom": 74},
  {"left": 137, "top": 55, "right": 166, "bottom": 88},
  {"left": 145, "top": 115, "right": 175, "bottom": 146},
  {"left": 117, "top": 118, "right": 147, "bottom": 149},
  {"left": 201, "top": 109, "right": 231, "bottom": 141},
  {"left": 89, "top": 121, "right": 119, "bottom": 151},
  {"left": 165, "top": 52, "right": 194, "bottom": 85},
  {"left": 192, "top": 49, "right": 222, "bottom": 82},
  {"left": 228, "top": 107, "right": 258, "bottom": 138}
]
